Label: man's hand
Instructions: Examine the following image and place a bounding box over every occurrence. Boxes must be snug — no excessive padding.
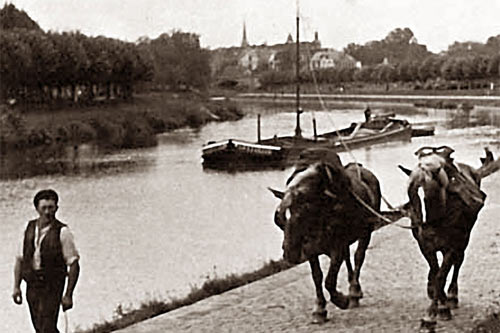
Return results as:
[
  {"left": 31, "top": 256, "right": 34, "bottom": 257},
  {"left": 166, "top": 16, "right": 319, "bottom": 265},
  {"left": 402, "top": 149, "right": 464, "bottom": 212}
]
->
[
  {"left": 12, "top": 287, "right": 22, "bottom": 305},
  {"left": 61, "top": 294, "right": 73, "bottom": 311},
  {"left": 63, "top": 261, "right": 79, "bottom": 312}
]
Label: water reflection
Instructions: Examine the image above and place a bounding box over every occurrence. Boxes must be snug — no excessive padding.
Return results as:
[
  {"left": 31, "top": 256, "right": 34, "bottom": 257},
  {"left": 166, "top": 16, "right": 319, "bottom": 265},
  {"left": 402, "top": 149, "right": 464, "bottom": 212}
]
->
[
  {"left": 0, "top": 143, "right": 154, "bottom": 179},
  {"left": 434, "top": 106, "right": 500, "bottom": 129}
]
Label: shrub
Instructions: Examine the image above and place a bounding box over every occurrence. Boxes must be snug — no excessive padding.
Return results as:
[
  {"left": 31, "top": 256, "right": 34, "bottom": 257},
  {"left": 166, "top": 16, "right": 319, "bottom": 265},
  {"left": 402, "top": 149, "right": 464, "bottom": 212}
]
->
[
  {"left": 65, "top": 121, "right": 97, "bottom": 143},
  {"left": 89, "top": 118, "right": 126, "bottom": 148},
  {"left": 143, "top": 113, "right": 166, "bottom": 134},
  {"left": 120, "top": 117, "right": 156, "bottom": 148}
]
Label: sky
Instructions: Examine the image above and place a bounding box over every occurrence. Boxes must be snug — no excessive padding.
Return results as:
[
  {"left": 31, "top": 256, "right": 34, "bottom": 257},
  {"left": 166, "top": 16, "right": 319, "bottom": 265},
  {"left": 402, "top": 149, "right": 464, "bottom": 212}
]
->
[{"left": 5, "top": 0, "right": 500, "bottom": 52}]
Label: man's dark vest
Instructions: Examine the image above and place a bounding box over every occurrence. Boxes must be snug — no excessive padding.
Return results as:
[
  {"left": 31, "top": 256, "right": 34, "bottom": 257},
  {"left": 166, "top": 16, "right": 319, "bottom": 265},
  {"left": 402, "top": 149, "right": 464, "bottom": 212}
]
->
[{"left": 21, "top": 219, "right": 67, "bottom": 283}]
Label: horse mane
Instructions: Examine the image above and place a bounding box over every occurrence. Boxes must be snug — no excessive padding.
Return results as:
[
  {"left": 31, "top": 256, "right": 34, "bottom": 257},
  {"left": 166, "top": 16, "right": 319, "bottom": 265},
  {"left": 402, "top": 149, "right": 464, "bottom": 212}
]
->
[{"left": 287, "top": 148, "right": 344, "bottom": 186}]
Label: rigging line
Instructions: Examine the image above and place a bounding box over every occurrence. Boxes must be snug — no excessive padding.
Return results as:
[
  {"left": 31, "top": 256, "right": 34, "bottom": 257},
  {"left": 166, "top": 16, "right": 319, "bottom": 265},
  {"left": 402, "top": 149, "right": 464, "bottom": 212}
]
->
[
  {"left": 299, "top": 12, "right": 401, "bottom": 210},
  {"left": 299, "top": 12, "right": 361, "bottom": 178}
]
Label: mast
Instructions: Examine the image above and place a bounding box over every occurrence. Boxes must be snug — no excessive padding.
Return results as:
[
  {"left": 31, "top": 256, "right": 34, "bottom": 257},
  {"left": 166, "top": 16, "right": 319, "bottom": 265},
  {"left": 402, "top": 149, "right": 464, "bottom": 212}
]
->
[
  {"left": 294, "top": 0, "right": 302, "bottom": 138},
  {"left": 257, "top": 114, "right": 261, "bottom": 143}
]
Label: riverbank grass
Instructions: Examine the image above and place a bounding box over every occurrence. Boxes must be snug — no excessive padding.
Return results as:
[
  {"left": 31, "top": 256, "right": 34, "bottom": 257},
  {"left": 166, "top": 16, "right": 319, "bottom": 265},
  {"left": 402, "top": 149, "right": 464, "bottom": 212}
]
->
[
  {"left": 77, "top": 259, "right": 292, "bottom": 333},
  {"left": 1, "top": 92, "right": 243, "bottom": 151}
]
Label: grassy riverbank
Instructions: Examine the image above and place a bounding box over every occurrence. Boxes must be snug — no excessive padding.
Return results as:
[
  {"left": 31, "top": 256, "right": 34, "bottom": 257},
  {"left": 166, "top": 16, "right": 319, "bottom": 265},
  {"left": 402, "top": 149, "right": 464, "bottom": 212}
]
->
[
  {"left": 76, "top": 259, "right": 293, "bottom": 333},
  {"left": 0, "top": 92, "right": 243, "bottom": 152}
]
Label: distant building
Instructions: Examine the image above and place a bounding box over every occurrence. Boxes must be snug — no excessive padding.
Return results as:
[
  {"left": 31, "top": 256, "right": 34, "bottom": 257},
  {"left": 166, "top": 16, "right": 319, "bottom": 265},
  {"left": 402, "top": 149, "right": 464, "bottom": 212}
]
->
[
  {"left": 310, "top": 49, "right": 357, "bottom": 70},
  {"left": 241, "top": 22, "right": 249, "bottom": 48},
  {"left": 268, "top": 52, "right": 278, "bottom": 70},
  {"left": 239, "top": 49, "right": 259, "bottom": 72},
  {"left": 210, "top": 23, "right": 323, "bottom": 81}
]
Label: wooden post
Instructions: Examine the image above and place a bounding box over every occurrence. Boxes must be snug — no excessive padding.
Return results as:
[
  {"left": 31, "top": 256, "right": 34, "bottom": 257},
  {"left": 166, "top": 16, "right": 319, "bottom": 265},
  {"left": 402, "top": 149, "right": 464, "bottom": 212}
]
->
[
  {"left": 313, "top": 118, "right": 317, "bottom": 141},
  {"left": 257, "top": 114, "right": 261, "bottom": 143}
]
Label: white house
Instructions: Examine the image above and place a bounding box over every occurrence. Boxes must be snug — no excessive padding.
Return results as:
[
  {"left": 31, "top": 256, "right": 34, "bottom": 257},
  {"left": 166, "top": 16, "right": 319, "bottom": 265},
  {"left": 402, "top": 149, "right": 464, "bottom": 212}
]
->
[
  {"left": 239, "top": 49, "right": 259, "bottom": 71},
  {"left": 310, "top": 49, "right": 356, "bottom": 70}
]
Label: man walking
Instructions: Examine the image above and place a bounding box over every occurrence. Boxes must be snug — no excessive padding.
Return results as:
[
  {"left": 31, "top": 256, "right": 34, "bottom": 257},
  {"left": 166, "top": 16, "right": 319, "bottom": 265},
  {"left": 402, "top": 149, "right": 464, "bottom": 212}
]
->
[{"left": 12, "top": 189, "right": 80, "bottom": 333}]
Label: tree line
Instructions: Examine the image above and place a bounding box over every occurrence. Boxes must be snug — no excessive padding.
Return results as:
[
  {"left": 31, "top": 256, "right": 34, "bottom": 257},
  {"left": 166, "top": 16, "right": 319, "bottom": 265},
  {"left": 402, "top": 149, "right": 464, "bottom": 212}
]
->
[
  {"left": 1, "top": 29, "right": 154, "bottom": 103},
  {"left": 0, "top": 4, "right": 211, "bottom": 105},
  {"left": 138, "top": 32, "right": 211, "bottom": 91},
  {"left": 260, "top": 28, "right": 500, "bottom": 90}
]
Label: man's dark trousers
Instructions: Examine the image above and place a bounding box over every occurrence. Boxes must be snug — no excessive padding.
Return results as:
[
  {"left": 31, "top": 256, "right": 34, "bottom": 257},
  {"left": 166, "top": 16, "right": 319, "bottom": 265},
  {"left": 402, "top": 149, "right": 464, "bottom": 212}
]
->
[{"left": 26, "top": 273, "right": 65, "bottom": 333}]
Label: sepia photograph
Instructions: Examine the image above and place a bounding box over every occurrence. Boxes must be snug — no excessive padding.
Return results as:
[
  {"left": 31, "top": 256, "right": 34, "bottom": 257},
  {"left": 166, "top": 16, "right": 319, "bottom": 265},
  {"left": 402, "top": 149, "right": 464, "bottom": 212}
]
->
[{"left": 1, "top": 0, "right": 499, "bottom": 332}]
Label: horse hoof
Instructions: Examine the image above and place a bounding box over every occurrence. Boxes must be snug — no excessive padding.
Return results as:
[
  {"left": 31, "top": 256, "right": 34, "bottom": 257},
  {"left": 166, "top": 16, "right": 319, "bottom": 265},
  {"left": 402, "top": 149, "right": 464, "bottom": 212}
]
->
[
  {"left": 348, "top": 296, "right": 360, "bottom": 309},
  {"left": 438, "top": 306, "right": 452, "bottom": 321},
  {"left": 420, "top": 318, "right": 437, "bottom": 333},
  {"left": 349, "top": 285, "right": 363, "bottom": 299},
  {"left": 311, "top": 310, "right": 328, "bottom": 324},
  {"left": 446, "top": 297, "right": 459, "bottom": 309},
  {"left": 332, "top": 295, "right": 350, "bottom": 310}
]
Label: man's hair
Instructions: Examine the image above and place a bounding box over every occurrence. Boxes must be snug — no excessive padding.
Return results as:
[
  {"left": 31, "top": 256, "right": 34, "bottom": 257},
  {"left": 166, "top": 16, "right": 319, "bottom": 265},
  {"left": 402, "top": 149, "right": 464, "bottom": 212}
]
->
[{"left": 33, "top": 189, "right": 59, "bottom": 208}]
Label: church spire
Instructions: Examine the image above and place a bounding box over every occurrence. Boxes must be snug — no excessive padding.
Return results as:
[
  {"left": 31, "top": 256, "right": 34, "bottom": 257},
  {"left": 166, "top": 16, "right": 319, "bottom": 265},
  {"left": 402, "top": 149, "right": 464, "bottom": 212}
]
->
[{"left": 241, "top": 21, "right": 249, "bottom": 47}]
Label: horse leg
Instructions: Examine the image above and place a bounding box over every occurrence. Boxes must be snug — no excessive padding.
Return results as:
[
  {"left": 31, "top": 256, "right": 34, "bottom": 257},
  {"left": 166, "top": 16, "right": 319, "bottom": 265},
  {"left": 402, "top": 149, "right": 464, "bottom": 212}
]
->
[
  {"left": 419, "top": 244, "right": 439, "bottom": 300},
  {"left": 434, "top": 252, "right": 454, "bottom": 321},
  {"left": 343, "top": 246, "right": 359, "bottom": 309},
  {"left": 325, "top": 247, "right": 349, "bottom": 310},
  {"left": 349, "top": 234, "right": 371, "bottom": 306},
  {"left": 419, "top": 247, "right": 440, "bottom": 330},
  {"left": 344, "top": 246, "right": 354, "bottom": 284},
  {"left": 309, "top": 256, "right": 328, "bottom": 324},
  {"left": 447, "top": 251, "right": 464, "bottom": 309}
]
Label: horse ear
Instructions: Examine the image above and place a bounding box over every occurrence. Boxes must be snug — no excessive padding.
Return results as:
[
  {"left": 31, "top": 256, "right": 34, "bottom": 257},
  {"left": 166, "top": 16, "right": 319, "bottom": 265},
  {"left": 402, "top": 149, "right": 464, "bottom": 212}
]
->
[
  {"left": 398, "top": 165, "right": 412, "bottom": 176},
  {"left": 436, "top": 146, "right": 454, "bottom": 159},
  {"left": 414, "top": 146, "right": 431, "bottom": 157},
  {"left": 268, "top": 187, "right": 284, "bottom": 199},
  {"left": 324, "top": 165, "right": 334, "bottom": 183},
  {"left": 480, "top": 147, "right": 494, "bottom": 166}
]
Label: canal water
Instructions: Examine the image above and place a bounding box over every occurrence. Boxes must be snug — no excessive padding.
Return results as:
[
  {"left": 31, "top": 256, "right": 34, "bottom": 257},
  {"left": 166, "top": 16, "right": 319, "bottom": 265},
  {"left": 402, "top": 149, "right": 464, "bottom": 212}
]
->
[{"left": 1, "top": 102, "right": 499, "bottom": 332}]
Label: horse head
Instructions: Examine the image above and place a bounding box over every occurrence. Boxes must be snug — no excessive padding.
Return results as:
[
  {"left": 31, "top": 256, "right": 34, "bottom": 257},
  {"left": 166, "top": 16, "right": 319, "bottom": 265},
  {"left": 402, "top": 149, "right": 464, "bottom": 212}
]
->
[
  {"left": 406, "top": 146, "right": 454, "bottom": 224},
  {"left": 269, "top": 149, "right": 352, "bottom": 264}
]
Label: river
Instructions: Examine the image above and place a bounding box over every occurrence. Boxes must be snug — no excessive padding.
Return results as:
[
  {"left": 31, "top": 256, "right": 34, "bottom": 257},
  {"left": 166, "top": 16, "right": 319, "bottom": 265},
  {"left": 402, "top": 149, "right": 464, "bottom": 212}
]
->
[{"left": 1, "top": 102, "right": 499, "bottom": 332}]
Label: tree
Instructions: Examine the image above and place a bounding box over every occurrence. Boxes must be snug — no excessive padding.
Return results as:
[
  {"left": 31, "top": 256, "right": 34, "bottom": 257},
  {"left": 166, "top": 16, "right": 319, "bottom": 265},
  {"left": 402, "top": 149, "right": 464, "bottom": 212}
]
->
[
  {"left": 418, "top": 56, "right": 444, "bottom": 82},
  {"left": 353, "top": 66, "right": 374, "bottom": 82},
  {"left": 0, "top": 4, "right": 41, "bottom": 31},
  {"left": 472, "top": 55, "right": 489, "bottom": 80},
  {"left": 338, "top": 66, "right": 355, "bottom": 82},
  {"left": 487, "top": 54, "right": 500, "bottom": 78},
  {"left": 17, "top": 31, "right": 62, "bottom": 101},
  {"left": 0, "top": 31, "right": 33, "bottom": 98},
  {"left": 49, "top": 32, "right": 89, "bottom": 100},
  {"left": 147, "top": 31, "right": 211, "bottom": 91},
  {"left": 441, "top": 57, "right": 463, "bottom": 81},
  {"left": 397, "top": 61, "right": 419, "bottom": 82},
  {"left": 485, "top": 35, "right": 500, "bottom": 53},
  {"left": 384, "top": 27, "right": 414, "bottom": 45},
  {"left": 372, "top": 64, "right": 396, "bottom": 84},
  {"left": 345, "top": 27, "right": 429, "bottom": 67}
]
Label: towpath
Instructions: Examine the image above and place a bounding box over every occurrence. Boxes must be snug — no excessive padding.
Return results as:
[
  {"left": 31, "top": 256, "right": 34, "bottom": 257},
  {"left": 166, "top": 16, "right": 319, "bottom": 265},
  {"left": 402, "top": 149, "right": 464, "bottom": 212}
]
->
[{"left": 117, "top": 179, "right": 500, "bottom": 333}]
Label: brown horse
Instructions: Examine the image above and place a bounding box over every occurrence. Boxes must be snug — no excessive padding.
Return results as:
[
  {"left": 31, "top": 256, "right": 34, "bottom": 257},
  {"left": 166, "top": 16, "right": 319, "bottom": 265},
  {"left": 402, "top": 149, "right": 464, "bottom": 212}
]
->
[
  {"left": 269, "top": 148, "right": 386, "bottom": 323},
  {"left": 400, "top": 146, "right": 500, "bottom": 330}
]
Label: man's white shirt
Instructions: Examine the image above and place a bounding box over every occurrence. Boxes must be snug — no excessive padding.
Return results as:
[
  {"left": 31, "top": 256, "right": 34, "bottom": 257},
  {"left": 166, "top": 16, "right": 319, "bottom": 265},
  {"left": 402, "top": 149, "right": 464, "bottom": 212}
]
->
[{"left": 18, "top": 222, "right": 80, "bottom": 269}]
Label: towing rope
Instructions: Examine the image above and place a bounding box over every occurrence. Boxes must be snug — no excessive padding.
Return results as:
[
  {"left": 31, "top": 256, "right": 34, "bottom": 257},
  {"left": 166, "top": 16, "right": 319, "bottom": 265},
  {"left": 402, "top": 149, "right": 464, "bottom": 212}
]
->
[
  {"left": 350, "top": 191, "right": 416, "bottom": 230},
  {"left": 299, "top": 14, "right": 413, "bottom": 225}
]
